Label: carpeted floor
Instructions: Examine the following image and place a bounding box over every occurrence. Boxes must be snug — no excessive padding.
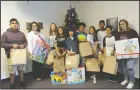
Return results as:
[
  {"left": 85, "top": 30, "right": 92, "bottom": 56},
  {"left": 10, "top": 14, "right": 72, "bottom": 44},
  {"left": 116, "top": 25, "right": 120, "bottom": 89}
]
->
[{"left": 1, "top": 69, "right": 139, "bottom": 89}]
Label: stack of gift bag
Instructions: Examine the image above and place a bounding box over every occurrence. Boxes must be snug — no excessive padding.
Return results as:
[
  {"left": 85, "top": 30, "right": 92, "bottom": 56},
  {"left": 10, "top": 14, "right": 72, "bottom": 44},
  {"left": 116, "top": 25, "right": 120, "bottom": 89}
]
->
[{"left": 45, "top": 41, "right": 102, "bottom": 84}]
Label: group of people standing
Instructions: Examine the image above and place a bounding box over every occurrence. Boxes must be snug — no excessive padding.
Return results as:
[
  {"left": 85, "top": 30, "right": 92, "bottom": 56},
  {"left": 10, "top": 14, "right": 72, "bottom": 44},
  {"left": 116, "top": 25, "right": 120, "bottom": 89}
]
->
[{"left": 1, "top": 18, "right": 139, "bottom": 89}]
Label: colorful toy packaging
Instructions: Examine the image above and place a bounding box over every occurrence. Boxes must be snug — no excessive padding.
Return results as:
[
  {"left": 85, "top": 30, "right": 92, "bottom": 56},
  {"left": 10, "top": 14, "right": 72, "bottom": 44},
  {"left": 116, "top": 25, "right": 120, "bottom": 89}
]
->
[
  {"left": 66, "top": 67, "right": 85, "bottom": 84},
  {"left": 31, "top": 40, "right": 49, "bottom": 64},
  {"left": 50, "top": 71, "right": 67, "bottom": 84}
]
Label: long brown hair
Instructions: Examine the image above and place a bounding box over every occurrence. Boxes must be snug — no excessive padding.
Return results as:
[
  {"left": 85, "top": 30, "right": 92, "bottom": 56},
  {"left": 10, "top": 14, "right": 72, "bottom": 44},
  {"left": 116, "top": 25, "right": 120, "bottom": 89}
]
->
[
  {"left": 89, "top": 26, "right": 98, "bottom": 42},
  {"left": 28, "top": 22, "right": 40, "bottom": 33},
  {"left": 118, "top": 19, "right": 130, "bottom": 32},
  {"left": 49, "top": 23, "right": 57, "bottom": 36},
  {"left": 56, "top": 27, "right": 65, "bottom": 37}
]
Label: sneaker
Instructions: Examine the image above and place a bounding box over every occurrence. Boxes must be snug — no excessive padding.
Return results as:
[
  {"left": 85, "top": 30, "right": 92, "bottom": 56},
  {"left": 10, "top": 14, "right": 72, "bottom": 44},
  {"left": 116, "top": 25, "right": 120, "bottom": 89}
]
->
[
  {"left": 20, "top": 82, "right": 26, "bottom": 89},
  {"left": 9, "top": 84, "right": 15, "bottom": 89},
  {"left": 92, "top": 75, "right": 96, "bottom": 83},
  {"left": 120, "top": 79, "right": 128, "bottom": 85},
  {"left": 126, "top": 82, "right": 134, "bottom": 89}
]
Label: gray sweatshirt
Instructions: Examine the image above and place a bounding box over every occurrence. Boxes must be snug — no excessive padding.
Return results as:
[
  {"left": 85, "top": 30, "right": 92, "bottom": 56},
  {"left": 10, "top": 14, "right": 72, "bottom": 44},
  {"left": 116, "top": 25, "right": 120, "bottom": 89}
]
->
[{"left": 1, "top": 28, "right": 27, "bottom": 58}]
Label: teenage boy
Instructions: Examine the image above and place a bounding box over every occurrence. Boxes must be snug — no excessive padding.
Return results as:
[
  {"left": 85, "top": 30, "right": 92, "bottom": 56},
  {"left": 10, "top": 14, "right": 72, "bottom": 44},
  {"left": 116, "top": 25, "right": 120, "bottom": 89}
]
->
[
  {"left": 76, "top": 22, "right": 87, "bottom": 66},
  {"left": 103, "top": 25, "right": 118, "bottom": 83},
  {"left": 1, "top": 18, "right": 27, "bottom": 89}
]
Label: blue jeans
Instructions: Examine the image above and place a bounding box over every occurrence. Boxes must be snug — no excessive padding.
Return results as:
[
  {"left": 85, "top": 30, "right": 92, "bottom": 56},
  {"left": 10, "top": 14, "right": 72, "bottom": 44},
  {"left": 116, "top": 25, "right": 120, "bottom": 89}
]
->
[{"left": 120, "top": 58, "right": 136, "bottom": 82}]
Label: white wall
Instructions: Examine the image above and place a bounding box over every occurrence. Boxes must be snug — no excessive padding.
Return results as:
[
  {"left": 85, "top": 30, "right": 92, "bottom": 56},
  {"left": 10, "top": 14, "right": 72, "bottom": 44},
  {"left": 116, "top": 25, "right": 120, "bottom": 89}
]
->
[
  {"left": 76, "top": 1, "right": 139, "bottom": 78},
  {"left": 1, "top": 1, "right": 80, "bottom": 80}
]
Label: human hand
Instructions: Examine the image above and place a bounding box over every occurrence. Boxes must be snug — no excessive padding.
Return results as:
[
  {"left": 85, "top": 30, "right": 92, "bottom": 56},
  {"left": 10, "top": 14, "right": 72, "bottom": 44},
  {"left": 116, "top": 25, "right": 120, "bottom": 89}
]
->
[
  {"left": 13, "top": 44, "right": 20, "bottom": 49},
  {"left": 19, "top": 45, "right": 24, "bottom": 49}
]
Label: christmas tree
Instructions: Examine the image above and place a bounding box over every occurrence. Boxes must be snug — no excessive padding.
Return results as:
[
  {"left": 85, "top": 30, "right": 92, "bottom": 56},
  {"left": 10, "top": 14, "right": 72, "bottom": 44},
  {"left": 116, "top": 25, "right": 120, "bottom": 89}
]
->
[{"left": 63, "top": 3, "right": 80, "bottom": 36}]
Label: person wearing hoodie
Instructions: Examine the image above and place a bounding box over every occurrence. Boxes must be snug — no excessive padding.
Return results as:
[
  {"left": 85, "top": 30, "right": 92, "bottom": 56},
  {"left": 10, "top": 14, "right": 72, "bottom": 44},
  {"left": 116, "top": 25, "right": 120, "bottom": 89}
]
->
[{"left": 1, "top": 18, "right": 27, "bottom": 89}]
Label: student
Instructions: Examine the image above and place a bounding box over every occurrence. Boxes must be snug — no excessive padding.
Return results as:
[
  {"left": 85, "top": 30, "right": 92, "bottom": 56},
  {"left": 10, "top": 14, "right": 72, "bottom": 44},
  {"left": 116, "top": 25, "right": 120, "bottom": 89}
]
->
[
  {"left": 87, "top": 26, "right": 100, "bottom": 83},
  {"left": 55, "top": 27, "right": 67, "bottom": 58},
  {"left": 47, "top": 23, "right": 57, "bottom": 48},
  {"left": 117, "top": 19, "right": 139, "bottom": 89},
  {"left": 27, "top": 22, "right": 46, "bottom": 81},
  {"left": 97, "top": 20, "right": 106, "bottom": 52},
  {"left": 46, "top": 23, "right": 57, "bottom": 73},
  {"left": 66, "top": 30, "right": 79, "bottom": 55},
  {"left": 103, "top": 25, "right": 117, "bottom": 83},
  {"left": 1, "top": 18, "right": 27, "bottom": 89},
  {"left": 76, "top": 22, "right": 87, "bottom": 66},
  {"left": 87, "top": 26, "right": 100, "bottom": 57},
  {"left": 77, "top": 22, "right": 87, "bottom": 42}
]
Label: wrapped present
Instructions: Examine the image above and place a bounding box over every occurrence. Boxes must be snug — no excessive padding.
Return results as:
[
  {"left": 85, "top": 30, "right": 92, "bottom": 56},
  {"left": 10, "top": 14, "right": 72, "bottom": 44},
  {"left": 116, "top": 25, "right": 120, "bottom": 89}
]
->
[
  {"left": 65, "top": 54, "right": 80, "bottom": 69},
  {"left": 31, "top": 40, "right": 49, "bottom": 64},
  {"left": 115, "top": 38, "right": 139, "bottom": 59},
  {"left": 67, "top": 67, "right": 85, "bottom": 84},
  {"left": 79, "top": 42, "right": 93, "bottom": 57},
  {"left": 50, "top": 71, "right": 67, "bottom": 84},
  {"left": 9, "top": 49, "right": 27, "bottom": 65}
]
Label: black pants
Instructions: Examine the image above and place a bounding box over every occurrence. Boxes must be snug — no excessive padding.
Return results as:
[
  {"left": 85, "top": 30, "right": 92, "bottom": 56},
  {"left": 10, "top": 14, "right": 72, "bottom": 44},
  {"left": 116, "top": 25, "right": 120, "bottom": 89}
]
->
[
  {"left": 107, "top": 73, "right": 118, "bottom": 81},
  {"left": 32, "top": 61, "right": 43, "bottom": 79}
]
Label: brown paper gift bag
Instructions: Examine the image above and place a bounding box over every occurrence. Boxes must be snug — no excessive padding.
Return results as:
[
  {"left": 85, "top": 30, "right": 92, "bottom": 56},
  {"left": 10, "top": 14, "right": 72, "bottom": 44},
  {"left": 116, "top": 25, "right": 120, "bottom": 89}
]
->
[
  {"left": 79, "top": 42, "right": 93, "bottom": 57},
  {"left": 85, "top": 58, "right": 100, "bottom": 72},
  {"left": 9, "top": 49, "right": 27, "bottom": 65},
  {"left": 65, "top": 54, "right": 80, "bottom": 69},
  {"left": 53, "top": 57, "right": 65, "bottom": 72},
  {"left": 45, "top": 50, "right": 55, "bottom": 65},
  {"left": 103, "top": 56, "right": 118, "bottom": 75},
  {"left": 98, "top": 53, "right": 105, "bottom": 65}
]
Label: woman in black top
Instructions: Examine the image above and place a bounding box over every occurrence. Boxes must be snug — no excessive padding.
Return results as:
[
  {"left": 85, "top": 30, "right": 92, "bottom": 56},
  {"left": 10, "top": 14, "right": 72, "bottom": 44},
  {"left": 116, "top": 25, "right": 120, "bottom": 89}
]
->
[
  {"left": 55, "top": 27, "right": 66, "bottom": 58},
  {"left": 117, "top": 19, "right": 139, "bottom": 89}
]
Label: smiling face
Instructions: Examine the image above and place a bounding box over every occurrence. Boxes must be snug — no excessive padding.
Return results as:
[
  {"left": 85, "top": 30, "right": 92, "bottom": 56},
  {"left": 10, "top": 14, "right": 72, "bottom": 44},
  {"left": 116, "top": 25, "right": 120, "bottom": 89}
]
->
[
  {"left": 99, "top": 22, "right": 105, "bottom": 29},
  {"left": 79, "top": 25, "right": 85, "bottom": 32},
  {"left": 32, "top": 23, "right": 38, "bottom": 31},
  {"left": 119, "top": 21, "right": 127, "bottom": 31},
  {"left": 106, "top": 28, "right": 112, "bottom": 36},
  {"left": 51, "top": 24, "right": 56, "bottom": 31},
  {"left": 58, "top": 28, "right": 63, "bottom": 35},
  {"left": 89, "top": 27, "right": 95, "bottom": 34}
]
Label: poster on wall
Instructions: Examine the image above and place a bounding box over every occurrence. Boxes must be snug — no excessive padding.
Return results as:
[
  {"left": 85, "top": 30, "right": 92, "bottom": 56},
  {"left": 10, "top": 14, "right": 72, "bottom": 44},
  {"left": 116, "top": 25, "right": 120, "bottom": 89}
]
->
[
  {"left": 106, "top": 17, "right": 118, "bottom": 32},
  {"left": 115, "top": 38, "right": 139, "bottom": 59}
]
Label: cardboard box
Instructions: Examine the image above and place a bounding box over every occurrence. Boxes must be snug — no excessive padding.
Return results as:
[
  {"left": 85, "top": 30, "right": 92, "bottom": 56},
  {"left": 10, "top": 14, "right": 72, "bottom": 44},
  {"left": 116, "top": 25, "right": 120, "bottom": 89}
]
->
[
  {"left": 115, "top": 38, "right": 139, "bottom": 59},
  {"left": 50, "top": 71, "right": 67, "bottom": 84},
  {"left": 67, "top": 67, "right": 85, "bottom": 84}
]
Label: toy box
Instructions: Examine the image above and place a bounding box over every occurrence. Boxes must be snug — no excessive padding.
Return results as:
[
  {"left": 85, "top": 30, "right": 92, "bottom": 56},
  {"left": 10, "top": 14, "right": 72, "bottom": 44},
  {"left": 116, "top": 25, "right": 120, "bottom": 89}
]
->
[
  {"left": 50, "top": 71, "right": 67, "bottom": 84},
  {"left": 67, "top": 67, "right": 85, "bottom": 84}
]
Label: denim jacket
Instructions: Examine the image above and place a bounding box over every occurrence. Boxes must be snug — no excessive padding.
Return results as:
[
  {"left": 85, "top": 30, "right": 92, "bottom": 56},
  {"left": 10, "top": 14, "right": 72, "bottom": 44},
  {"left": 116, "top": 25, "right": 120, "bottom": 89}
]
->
[{"left": 66, "top": 37, "right": 79, "bottom": 53}]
